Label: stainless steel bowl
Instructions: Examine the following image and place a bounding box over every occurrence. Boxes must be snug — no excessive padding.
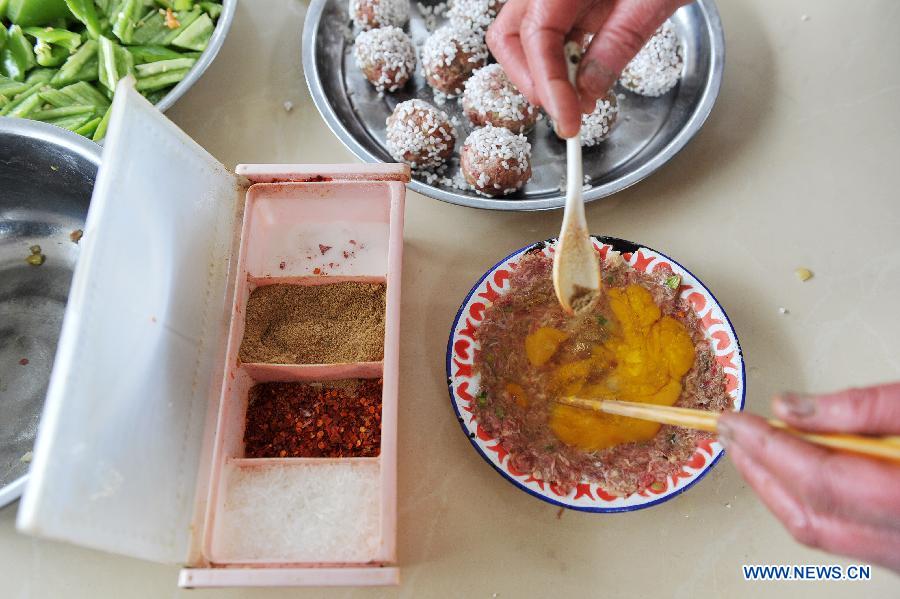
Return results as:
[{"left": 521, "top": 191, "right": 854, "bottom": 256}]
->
[
  {"left": 156, "top": 0, "right": 237, "bottom": 112},
  {"left": 0, "top": 118, "right": 100, "bottom": 508},
  {"left": 303, "top": 0, "right": 725, "bottom": 211}
]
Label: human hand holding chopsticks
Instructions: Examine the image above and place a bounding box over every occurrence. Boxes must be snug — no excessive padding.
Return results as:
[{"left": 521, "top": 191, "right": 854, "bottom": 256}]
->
[{"left": 719, "top": 382, "right": 900, "bottom": 573}]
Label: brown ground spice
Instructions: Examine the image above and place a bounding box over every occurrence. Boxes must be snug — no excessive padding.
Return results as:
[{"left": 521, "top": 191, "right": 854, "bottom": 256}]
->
[
  {"left": 243, "top": 379, "right": 382, "bottom": 458},
  {"left": 239, "top": 282, "right": 386, "bottom": 364}
]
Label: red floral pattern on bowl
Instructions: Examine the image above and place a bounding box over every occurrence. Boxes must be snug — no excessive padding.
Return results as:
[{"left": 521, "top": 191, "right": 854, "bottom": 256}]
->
[{"left": 446, "top": 237, "right": 746, "bottom": 512}]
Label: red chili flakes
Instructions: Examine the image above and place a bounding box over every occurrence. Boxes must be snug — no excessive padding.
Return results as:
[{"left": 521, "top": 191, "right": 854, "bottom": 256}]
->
[
  {"left": 19, "top": 358, "right": 29, "bottom": 366},
  {"left": 279, "top": 261, "right": 286, "bottom": 270},
  {"left": 243, "top": 379, "right": 382, "bottom": 458},
  {"left": 319, "top": 244, "right": 332, "bottom": 255},
  {"left": 312, "top": 267, "right": 322, "bottom": 275}
]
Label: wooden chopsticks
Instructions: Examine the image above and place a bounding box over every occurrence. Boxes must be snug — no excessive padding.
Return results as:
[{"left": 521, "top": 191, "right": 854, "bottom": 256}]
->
[{"left": 555, "top": 396, "right": 900, "bottom": 463}]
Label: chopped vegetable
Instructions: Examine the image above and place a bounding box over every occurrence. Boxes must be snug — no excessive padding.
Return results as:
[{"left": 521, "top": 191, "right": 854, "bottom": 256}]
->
[
  {"left": 1, "top": 24, "right": 36, "bottom": 80},
  {"left": 1, "top": 0, "right": 223, "bottom": 139},
  {"left": 6, "top": 0, "right": 70, "bottom": 27},
  {"left": 171, "top": 13, "right": 213, "bottom": 51},
  {"left": 664, "top": 274, "right": 681, "bottom": 290},
  {"left": 97, "top": 35, "right": 132, "bottom": 92},
  {"left": 476, "top": 391, "right": 488, "bottom": 408}
]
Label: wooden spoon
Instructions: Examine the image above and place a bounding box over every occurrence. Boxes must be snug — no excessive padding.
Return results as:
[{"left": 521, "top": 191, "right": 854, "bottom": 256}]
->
[{"left": 552, "top": 41, "right": 600, "bottom": 314}]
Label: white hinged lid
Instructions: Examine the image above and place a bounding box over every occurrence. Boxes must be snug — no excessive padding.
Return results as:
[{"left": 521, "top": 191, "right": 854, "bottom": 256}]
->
[{"left": 17, "top": 78, "right": 241, "bottom": 564}]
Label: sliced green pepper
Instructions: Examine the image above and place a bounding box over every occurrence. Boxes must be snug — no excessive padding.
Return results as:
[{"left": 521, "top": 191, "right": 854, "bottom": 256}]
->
[
  {"left": 35, "top": 39, "right": 71, "bottom": 67},
  {"left": 135, "top": 67, "right": 188, "bottom": 92},
  {"left": 134, "top": 56, "right": 195, "bottom": 77},
  {"left": 52, "top": 39, "right": 98, "bottom": 85},
  {"left": 92, "top": 103, "right": 112, "bottom": 141},
  {"left": 171, "top": 13, "right": 212, "bottom": 51},
  {"left": 38, "top": 87, "right": 71, "bottom": 106},
  {"left": 97, "top": 35, "right": 132, "bottom": 92},
  {"left": 2, "top": 84, "right": 43, "bottom": 117},
  {"left": 127, "top": 44, "right": 184, "bottom": 64},
  {"left": 64, "top": 0, "right": 102, "bottom": 40},
  {"left": 60, "top": 81, "right": 109, "bottom": 109},
  {"left": 23, "top": 27, "right": 83, "bottom": 51},
  {"left": 132, "top": 7, "right": 200, "bottom": 46},
  {"left": 199, "top": 2, "right": 221, "bottom": 19},
  {"left": 2, "top": 25, "right": 37, "bottom": 81},
  {"left": 29, "top": 104, "right": 94, "bottom": 121},
  {"left": 0, "top": 74, "right": 29, "bottom": 97},
  {"left": 111, "top": 0, "right": 141, "bottom": 44},
  {"left": 73, "top": 114, "right": 101, "bottom": 137},
  {"left": 6, "top": 0, "right": 72, "bottom": 27},
  {"left": 0, "top": 25, "right": 8, "bottom": 56},
  {"left": 44, "top": 112, "right": 93, "bottom": 131}
]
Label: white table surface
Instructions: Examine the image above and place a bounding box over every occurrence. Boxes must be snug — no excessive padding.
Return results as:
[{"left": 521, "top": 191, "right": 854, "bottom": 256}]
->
[{"left": 2, "top": 0, "right": 900, "bottom": 596}]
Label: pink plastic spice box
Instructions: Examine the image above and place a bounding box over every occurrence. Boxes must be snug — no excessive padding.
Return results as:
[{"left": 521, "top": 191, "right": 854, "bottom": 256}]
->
[{"left": 17, "top": 79, "right": 408, "bottom": 588}]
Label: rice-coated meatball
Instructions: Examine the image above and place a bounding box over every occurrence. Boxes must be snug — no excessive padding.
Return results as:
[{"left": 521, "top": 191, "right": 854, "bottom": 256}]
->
[
  {"left": 462, "top": 64, "right": 538, "bottom": 134},
  {"left": 350, "top": 0, "right": 409, "bottom": 30},
  {"left": 386, "top": 99, "right": 457, "bottom": 169},
  {"left": 580, "top": 92, "right": 618, "bottom": 147},
  {"left": 422, "top": 25, "right": 488, "bottom": 96},
  {"left": 461, "top": 124, "right": 532, "bottom": 196},
  {"left": 354, "top": 26, "right": 416, "bottom": 92},
  {"left": 447, "top": 0, "right": 506, "bottom": 33},
  {"left": 619, "top": 20, "right": 683, "bottom": 97}
]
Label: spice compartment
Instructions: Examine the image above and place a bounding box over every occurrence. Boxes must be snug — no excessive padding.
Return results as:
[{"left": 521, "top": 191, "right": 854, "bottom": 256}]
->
[
  {"left": 14, "top": 81, "right": 408, "bottom": 588},
  {"left": 198, "top": 171, "right": 403, "bottom": 573},
  {"left": 242, "top": 182, "right": 393, "bottom": 279}
]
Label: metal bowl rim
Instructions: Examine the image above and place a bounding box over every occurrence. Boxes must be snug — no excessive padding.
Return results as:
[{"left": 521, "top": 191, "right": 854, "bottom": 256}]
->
[
  {"left": 154, "top": 0, "right": 237, "bottom": 113},
  {"left": 302, "top": 0, "right": 725, "bottom": 211}
]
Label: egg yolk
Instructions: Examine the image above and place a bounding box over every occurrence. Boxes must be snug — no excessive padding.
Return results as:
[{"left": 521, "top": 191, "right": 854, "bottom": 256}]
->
[{"left": 524, "top": 284, "right": 696, "bottom": 451}]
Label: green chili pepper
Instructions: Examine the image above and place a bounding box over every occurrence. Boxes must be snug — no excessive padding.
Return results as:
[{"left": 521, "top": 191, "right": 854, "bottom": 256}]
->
[
  {"left": 64, "top": 0, "right": 103, "bottom": 40},
  {"left": 2, "top": 25, "right": 37, "bottom": 81},
  {"left": 111, "top": 0, "right": 141, "bottom": 44},
  {"left": 97, "top": 35, "right": 132, "bottom": 92},
  {"left": 134, "top": 56, "right": 195, "bottom": 77},
  {"left": 171, "top": 12, "right": 212, "bottom": 51},
  {"left": 73, "top": 114, "right": 101, "bottom": 137},
  {"left": 135, "top": 66, "right": 189, "bottom": 91},
  {"left": 199, "top": 1, "right": 221, "bottom": 18},
  {"left": 0, "top": 78, "right": 28, "bottom": 99},
  {"left": 23, "top": 27, "right": 83, "bottom": 51},
  {"left": 52, "top": 38, "right": 98, "bottom": 85},
  {"left": 0, "top": 25, "right": 8, "bottom": 56},
  {"left": 127, "top": 44, "right": 184, "bottom": 64},
  {"left": 29, "top": 103, "right": 94, "bottom": 121},
  {"left": 476, "top": 392, "right": 488, "bottom": 408},
  {"left": 34, "top": 39, "right": 71, "bottom": 67},
  {"left": 92, "top": 103, "right": 112, "bottom": 141},
  {"left": 6, "top": 0, "right": 71, "bottom": 27}
]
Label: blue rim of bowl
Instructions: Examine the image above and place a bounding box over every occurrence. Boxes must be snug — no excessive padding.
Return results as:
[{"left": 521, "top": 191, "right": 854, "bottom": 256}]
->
[{"left": 445, "top": 237, "right": 746, "bottom": 512}]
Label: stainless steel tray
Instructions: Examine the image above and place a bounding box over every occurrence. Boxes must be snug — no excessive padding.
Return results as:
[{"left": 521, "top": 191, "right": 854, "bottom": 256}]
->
[{"left": 302, "top": 0, "right": 724, "bottom": 211}]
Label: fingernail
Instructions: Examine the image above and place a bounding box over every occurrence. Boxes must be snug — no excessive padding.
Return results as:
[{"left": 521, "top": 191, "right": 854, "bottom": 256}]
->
[
  {"left": 775, "top": 393, "right": 814, "bottom": 418},
  {"left": 578, "top": 59, "right": 615, "bottom": 97}
]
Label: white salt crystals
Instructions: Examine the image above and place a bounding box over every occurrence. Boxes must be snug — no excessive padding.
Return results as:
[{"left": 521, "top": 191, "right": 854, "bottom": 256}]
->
[
  {"left": 619, "top": 20, "right": 684, "bottom": 97},
  {"left": 354, "top": 26, "right": 417, "bottom": 92},
  {"left": 212, "top": 461, "right": 382, "bottom": 563},
  {"left": 350, "top": 0, "right": 410, "bottom": 30}
]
